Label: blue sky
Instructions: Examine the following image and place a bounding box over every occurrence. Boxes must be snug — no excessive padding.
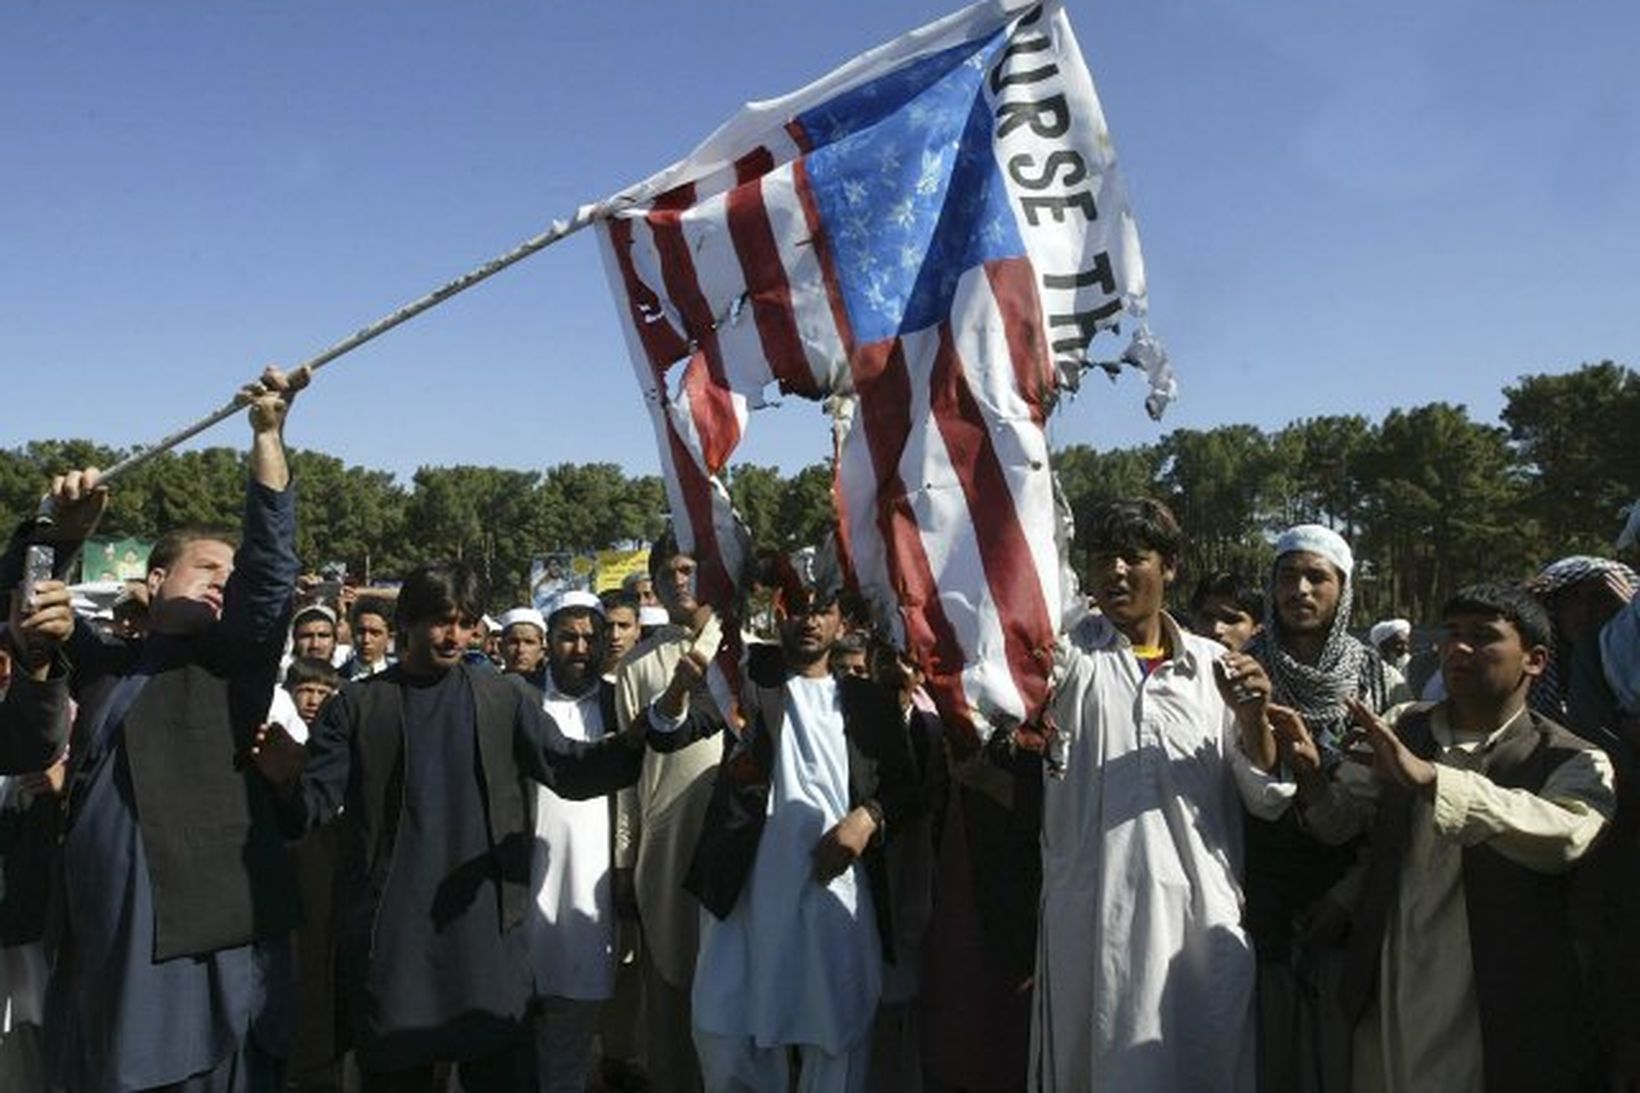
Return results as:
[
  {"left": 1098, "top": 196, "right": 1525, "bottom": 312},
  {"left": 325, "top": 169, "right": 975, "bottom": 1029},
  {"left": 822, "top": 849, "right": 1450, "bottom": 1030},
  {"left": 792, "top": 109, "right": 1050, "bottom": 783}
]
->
[{"left": 3, "top": 1, "right": 1636, "bottom": 483}]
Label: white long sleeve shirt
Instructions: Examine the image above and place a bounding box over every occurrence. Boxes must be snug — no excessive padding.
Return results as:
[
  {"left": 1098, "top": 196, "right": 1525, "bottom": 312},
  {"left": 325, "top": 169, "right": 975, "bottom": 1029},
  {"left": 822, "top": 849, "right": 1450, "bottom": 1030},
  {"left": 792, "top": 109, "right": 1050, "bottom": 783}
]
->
[{"left": 1031, "top": 612, "right": 1293, "bottom": 1092}]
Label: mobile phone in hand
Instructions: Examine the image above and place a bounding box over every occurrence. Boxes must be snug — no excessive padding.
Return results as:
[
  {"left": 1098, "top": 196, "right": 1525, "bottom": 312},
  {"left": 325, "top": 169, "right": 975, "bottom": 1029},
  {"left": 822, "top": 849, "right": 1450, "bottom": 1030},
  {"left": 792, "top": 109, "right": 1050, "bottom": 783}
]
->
[{"left": 21, "top": 544, "right": 54, "bottom": 613}]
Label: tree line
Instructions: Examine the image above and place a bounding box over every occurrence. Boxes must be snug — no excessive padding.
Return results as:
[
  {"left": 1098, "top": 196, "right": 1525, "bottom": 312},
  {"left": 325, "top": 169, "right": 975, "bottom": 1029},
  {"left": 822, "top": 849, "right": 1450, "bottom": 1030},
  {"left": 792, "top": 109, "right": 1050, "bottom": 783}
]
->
[{"left": 1, "top": 362, "right": 1633, "bottom": 622}]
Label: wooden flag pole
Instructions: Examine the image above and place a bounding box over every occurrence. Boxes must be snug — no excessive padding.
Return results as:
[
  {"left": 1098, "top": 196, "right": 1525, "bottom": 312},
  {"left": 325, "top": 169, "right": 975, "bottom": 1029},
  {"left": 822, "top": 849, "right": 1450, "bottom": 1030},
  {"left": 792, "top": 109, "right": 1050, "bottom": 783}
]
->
[{"left": 86, "top": 198, "right": 618, "bottom": 494}]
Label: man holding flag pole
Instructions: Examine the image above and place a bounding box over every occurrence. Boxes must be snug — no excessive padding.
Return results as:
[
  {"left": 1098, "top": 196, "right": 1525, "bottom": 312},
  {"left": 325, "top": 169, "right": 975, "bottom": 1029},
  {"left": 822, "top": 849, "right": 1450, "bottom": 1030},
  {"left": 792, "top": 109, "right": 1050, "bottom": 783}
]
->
[
  {"left": 1, "top": 0, "right": 1178, "bottom": 1087},
  {"left": 1, "top": 365, "right": 310, "bottom": 1092}
]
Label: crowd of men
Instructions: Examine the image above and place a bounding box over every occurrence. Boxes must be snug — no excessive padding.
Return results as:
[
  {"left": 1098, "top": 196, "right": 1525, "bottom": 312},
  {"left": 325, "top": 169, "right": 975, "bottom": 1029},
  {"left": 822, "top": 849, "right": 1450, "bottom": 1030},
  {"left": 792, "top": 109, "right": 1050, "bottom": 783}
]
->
[{"left": 0, "top": 367, "right": 1637, "bottom": 1093}]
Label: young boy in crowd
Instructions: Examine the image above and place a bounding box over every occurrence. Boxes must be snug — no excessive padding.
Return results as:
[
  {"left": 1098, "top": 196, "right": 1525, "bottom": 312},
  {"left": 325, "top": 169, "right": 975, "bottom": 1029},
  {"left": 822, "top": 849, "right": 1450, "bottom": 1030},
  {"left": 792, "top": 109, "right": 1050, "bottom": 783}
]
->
[{"left": 284, "top": 657, "right": 340, "bottom": 728}]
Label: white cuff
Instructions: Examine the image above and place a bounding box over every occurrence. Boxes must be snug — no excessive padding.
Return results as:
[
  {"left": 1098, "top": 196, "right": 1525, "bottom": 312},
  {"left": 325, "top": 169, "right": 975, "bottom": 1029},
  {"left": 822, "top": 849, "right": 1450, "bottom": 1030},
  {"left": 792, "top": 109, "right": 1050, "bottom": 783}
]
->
[{"left": 647, "top": 695, "right": 687, "bottom": 734}]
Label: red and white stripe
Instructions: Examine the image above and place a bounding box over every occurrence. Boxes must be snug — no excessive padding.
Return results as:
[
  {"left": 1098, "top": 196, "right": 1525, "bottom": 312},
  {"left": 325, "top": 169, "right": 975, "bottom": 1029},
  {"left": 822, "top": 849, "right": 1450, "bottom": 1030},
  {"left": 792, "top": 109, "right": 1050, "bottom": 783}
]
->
[
  {"left": 592, "top": 0, "right": 1141, "bottom": 742},
  {"left": 834, "top": 259, "right": 1059, "bottom": 744}
]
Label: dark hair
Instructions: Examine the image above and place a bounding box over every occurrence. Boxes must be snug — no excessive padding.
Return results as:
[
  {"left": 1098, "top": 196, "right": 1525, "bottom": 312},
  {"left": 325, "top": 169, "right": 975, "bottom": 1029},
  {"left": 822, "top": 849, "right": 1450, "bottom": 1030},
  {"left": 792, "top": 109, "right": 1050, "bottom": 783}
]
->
[
  {"left": 648, "top": 527, "right": 690, "bottom": 581},
  {"left": 1189, "top": 570, "right": 1264, "bottom": 620},
  {"left": 837, "top": 588, "right": 870, "bottom": 629},
  {"left": 832, "top": 631, "right": 868, "bottom": 657},
  {"left": 284, "top": 656, "right": 340, "bottom": 692},
  {"left": 1442, "top": 582, "right": 1554, "bottom": 650},
  {"left": 396, "top": 562, "right": 487, "bottom": 628},
  {"left": 350, "top": 595, "right": 394, "bottom": 629},
  {"left": 1084, "top": 498, "right": 1183, "bottom": 563},
  {"left": 600, "top": 589, "right": 641, "bottom": 616},
  {"left": 147, "top": 527, "right": 239, "bottom": 574}
]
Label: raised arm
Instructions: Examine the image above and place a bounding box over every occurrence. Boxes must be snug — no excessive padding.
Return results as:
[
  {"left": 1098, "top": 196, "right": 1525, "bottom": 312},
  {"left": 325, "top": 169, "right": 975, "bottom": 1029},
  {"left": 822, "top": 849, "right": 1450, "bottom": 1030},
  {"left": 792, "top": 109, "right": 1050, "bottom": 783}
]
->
[
  {"left": 643, "top": 646, "right": 726, "bottom": 752},
  {"left": 0, "top": 467, "right": 110, "bottom": 771},
  {"left": 221, "top": 366, "right": 308, "bottom": 648},
  {"left": 514, "top": 688, "right": 644, "bottom": 800}
]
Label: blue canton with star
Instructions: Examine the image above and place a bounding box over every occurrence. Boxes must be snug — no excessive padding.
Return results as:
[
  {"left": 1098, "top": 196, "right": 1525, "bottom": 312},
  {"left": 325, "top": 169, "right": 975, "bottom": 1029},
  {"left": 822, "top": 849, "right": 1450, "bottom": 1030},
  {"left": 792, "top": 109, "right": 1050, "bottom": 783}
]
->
[{"left": 798, "top": 30, "right": 1025, "bottom": 346}]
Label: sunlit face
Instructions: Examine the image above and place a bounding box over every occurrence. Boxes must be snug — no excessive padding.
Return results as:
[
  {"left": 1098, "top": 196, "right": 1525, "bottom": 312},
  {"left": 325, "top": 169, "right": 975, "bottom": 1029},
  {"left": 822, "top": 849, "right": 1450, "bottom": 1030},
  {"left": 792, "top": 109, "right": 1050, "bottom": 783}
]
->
[
  {"left": 548, "top": 614, "right": 605, "bottom": 695},
  {"left": 500, "top": 623, "right": 545, "bottom": 676},
  {"left": 1194, "top": 594, "right": 1259, "bottom": 652},
  {"left": 354, "top": 612, "right": 391, "bottom": 664},
  {"left": 1377, "top": 634, "right": 1411, "bottom": 663},
  {"left": 147, "top": 539, "right": 235, "bottom": 636},
  {"left": 629, "top": 577, "right": 657, "bottom": 607},
  {"left": 292, "top": 617, "right": 337, "bottom": 661},
  {"left": 655, "top": 554, "right": 698, "bottom": 619},
  {"left": 1440, "top": 612, "right": 1547, "bottom": 707},
  {"left": 1090, "top": 548, "right": 1175, "bottom": 633},
  {"left": 832, "top": 646, "right": 870, "bottom": 680},
  {"left": 1274, "top": 551, "right": 1343, "bottom": 637},
  {"left": 779, "top": 600, "right": 844, "bottom": 668},
  {"left": 604, "top": 606, "right": 639, "bottom": 669},
  {"left": 403, "top": 608, "right": 481, "bottom": 674},
  {"left": 290, "top": 681, "right": 335, "bottom": 725}
]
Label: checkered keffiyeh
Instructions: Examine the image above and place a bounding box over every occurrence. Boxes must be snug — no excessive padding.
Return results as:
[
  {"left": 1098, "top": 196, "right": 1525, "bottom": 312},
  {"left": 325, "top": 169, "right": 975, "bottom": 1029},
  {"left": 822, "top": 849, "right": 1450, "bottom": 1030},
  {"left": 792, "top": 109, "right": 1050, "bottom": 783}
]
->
[
  {"left": 1246, "top": 563, "right": 1390, "bottom": 763},
  {"left": 1529, "top": 555, "right": 1638, "bottom": 720}
]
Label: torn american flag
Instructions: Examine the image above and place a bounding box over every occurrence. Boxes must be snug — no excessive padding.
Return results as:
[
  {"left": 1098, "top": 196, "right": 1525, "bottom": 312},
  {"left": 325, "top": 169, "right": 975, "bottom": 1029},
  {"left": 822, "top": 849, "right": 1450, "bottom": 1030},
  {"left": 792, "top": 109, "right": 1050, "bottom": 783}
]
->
[{"left": 596, "top": 0, "right": 1169, "bottom": 744}]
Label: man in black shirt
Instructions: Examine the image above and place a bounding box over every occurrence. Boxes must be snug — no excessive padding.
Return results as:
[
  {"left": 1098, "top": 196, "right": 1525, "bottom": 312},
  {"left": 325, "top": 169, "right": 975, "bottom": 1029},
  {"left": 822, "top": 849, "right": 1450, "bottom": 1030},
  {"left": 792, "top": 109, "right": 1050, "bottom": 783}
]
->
[{"left": 252, "top": 562, "right": 645, "bottom": 1090}]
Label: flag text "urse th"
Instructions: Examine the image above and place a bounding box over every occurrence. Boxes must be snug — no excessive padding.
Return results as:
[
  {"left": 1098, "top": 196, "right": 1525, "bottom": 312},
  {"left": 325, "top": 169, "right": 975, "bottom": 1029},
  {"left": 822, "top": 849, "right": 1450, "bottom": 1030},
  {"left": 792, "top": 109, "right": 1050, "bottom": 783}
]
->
[{"left": 990, "top": 6, "right": 1122, "bottom": 367}]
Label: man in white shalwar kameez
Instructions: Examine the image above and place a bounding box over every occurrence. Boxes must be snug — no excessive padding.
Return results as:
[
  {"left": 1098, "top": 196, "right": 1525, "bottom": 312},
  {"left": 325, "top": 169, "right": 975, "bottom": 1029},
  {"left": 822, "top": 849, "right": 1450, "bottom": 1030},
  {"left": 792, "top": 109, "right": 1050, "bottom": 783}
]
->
[
  {"left": 525, "top": 592, "right": 621, "bottom": 1093},
  {"left": 1032, "top": 499, "right": 1295, "bottom": 1092},
  {"left": 647, "top": 580, "right": 916, "bottom": 1093}
]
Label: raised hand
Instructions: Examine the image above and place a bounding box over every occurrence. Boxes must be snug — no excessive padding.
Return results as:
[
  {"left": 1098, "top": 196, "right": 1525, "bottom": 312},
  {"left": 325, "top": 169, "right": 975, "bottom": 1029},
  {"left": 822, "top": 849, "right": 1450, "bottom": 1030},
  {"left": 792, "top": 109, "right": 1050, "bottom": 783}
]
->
[
  {"left": 248, "top": 721, "right": 307, "bottom": 791},
  {"left": 8, "top": 579, "right": 74, "bottom": 677},
  {"left": 1344, "top": 697, "right": 1436, "bottom": 795},
  {"left": 1267, "top": 704, "right": 1322, "bottom": 777},
  {"left": 41, "top": 466, "right": 108, "bottom": 542},
  {"left": 239, "top": 364, "right": 311, "bottom": 435},
  {"left": 1213, "top": 652, "right": 1272, "bottom": 722},
  {"left": 655, "top": 647, "right": 709, "bottom": 721}
]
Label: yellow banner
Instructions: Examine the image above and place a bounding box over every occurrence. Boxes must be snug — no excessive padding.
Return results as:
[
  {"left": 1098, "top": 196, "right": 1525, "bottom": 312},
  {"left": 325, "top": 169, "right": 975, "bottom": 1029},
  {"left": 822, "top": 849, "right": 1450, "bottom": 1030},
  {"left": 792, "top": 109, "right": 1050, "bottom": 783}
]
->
[{"left": 593, "top": 548, "right": 650, "bottom": 593}]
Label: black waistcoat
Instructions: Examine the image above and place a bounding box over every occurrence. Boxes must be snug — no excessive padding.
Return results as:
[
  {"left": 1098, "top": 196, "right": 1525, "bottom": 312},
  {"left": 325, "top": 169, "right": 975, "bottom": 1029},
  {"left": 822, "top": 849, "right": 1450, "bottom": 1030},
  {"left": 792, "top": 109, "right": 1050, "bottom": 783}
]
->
[
  {"left": 121, "top": 659, "right": 300, "bottom": 960},
  {"left": 1341, "top": 706, "right": 1604, "bottom": 1093}
]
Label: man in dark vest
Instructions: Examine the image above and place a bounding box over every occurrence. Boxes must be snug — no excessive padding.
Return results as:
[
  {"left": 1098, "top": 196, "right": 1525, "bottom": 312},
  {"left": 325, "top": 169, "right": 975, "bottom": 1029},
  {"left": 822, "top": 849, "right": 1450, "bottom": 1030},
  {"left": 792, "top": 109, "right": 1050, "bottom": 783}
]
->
[
  {"left": 0, "top": 364, "right": 310, "bottom": 1091},
  {"left": 249, "top": 561, "right": 645, "bottom": 1090},
  {"left": 1280, "top": 581, "right": 1615, "bottom": 1092},
  {"left": 643, "top": 566, "right": 919, "bottom": 1093}
]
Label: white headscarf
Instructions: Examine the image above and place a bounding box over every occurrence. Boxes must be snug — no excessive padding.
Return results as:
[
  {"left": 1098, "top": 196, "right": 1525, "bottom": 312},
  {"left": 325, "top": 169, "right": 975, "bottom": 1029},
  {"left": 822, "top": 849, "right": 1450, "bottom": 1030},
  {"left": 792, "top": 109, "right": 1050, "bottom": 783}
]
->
[{"left": 1248, "top": 525, "right": 1388, "bottom": 758}]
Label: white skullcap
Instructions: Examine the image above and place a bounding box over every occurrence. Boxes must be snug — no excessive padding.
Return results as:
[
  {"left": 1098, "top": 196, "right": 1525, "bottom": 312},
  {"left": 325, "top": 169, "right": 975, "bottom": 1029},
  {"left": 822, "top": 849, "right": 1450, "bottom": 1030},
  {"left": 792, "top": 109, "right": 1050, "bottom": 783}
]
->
[
  {"left": 293, "top": 603, "right": 338, "bottom": 626},
  {"left": 497, "top": 607, "right": 547, "bottom": 635},
  {"left": 638, "top": 605, "right": 670, "bottom": 628},
  {"left": 1274, "top": 524, "right": 1354, "bottom": 577},
  {"left": 480, "top": 614, "right": 501, "bottom": 633},
  {"left": 1369, "top": 619, "right": 1411, "bottom": 647},
  {"left": 544, "top": 589, "right": 604, "bottom": 622}
]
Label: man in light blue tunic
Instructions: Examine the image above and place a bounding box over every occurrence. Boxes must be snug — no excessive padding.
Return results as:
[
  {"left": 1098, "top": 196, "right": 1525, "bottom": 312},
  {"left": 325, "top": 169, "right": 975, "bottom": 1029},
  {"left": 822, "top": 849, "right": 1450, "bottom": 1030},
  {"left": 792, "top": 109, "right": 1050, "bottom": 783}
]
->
[{"left": 645, "top": 578, "right": 918, "bottom": 1093}]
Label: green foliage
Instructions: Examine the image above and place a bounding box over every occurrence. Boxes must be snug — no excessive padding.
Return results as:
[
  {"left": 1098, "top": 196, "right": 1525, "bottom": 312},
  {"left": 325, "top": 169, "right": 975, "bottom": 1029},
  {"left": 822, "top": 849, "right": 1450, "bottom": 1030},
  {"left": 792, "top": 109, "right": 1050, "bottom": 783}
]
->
[
  {"left": 1, "top": 362, "right": 1630, "bottom": 625},
  {"left": 728, "top": 461, "right": 835, "bottom": 553},
  {"left": 1502, "top": 361, "right": 1640, "bottom": 556},
  {"left": 1049, "top": 364, "right": 1635, "bottom": 621}
]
